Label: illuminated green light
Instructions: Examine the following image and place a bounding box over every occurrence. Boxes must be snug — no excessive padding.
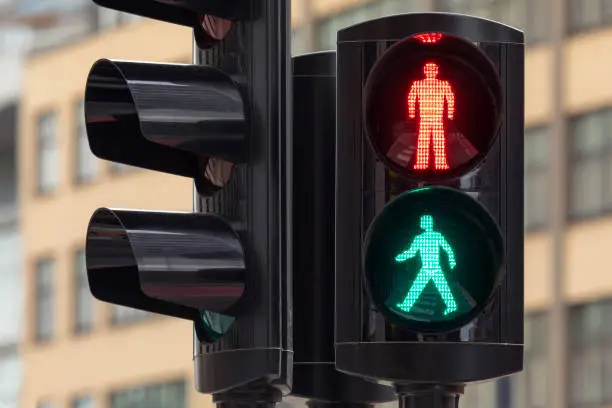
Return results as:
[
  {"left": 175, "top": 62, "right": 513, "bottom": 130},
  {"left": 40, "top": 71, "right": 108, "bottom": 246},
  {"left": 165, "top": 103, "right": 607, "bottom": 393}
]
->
[
  {"left": 363, "top": 187, "right": 503, "bottom": 332},
  {"left": 395, "top": 214, "right": 458, "bottom": 315}
]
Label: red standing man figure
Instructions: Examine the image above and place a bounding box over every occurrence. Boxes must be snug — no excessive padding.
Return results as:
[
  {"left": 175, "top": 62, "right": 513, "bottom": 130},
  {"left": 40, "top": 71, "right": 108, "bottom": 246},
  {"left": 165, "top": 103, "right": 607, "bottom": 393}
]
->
[{"left": 407, "top": 62, "right": 455, "bottom": 170}]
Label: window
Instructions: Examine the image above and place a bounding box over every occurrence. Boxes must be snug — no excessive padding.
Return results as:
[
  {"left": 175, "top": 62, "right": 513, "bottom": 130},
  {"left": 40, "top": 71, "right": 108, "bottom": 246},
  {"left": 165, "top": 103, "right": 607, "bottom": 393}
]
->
[
  {"left": 567, "top": 0, "right": 612, "bottom": 34},
  {"left": 525, "top": 126, "right": 550, "bottom": 230},
  {"left": 435, "top": 0, "right": 550, "bottom": 43},
  {"left": 75, "top": 100, "right": 98, "bottom": 184},
  {"left": 292, "top": 28, "right": 310, "bottom": 55},
  {"left": 36, "top": 112, "right": 59, "bottom": 194},
  {"left": 314, "top": 0, "right": 428, "bottom": 50},
  {"left": 0, "top": 350, "right": 20, "bottom": 408},
  {"left": 74, "top": 248, "right": 94, "bottom": 334},
  {"left": 110, "top": 380, "right": 186, "bottom": 408},
  {"left": 568, "top": 108, "right": 612, "bottom": 219},
  {"left": 510, "top": 313, "right": 548, "bottom": 408},
  {"left": 568, "top": 300, "right": 612, "bottom": 406},
  {"left": 72, "top": 395, "right": 94, "bottom": 408},
  {"left": 34, "top": 258, "right": 54, "bottom": 342},
  {"left": 110, "top": 304, "right": 152, "bottom": 326}
]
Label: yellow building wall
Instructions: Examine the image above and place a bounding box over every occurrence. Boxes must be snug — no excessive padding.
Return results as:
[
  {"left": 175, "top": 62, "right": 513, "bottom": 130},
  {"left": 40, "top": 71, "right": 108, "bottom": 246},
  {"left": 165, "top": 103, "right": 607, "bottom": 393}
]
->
[{"left": 19, "top": 20, "right": 212, "bottom": 408}]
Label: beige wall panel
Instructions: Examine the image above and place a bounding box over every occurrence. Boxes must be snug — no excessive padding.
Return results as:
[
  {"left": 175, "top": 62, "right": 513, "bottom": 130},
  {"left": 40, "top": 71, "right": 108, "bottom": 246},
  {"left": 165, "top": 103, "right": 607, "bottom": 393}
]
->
[
  {"left": 524, "top": 233, "right": 552, "bottom": 311},
  {"left": 525, "top": 46, "right": 553, "bottom": 127},
  {"left": 565, "top": 28, "right": 612, "bottom": 115},
  {"left": 312, "top": 0, "right": 368, "bottom": 19},
  {"left": 292, "top": 0, "right": 308, "bottom": 26},
  {"left": 21, "top": 319, "right": 211, "bottom": 407},
  {"left": 565, "top": 217, "right": 612, "bottom": 304}
]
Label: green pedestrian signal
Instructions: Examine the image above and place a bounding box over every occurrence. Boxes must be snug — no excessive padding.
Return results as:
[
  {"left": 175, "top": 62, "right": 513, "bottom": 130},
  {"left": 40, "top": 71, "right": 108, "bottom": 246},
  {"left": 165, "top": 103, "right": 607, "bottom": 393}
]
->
[
  {"left": 395, "top": 214, "right": 458, "bottom": 316},
  {"left": 363, "top": 187, "right": 504, "bottom": 333}
]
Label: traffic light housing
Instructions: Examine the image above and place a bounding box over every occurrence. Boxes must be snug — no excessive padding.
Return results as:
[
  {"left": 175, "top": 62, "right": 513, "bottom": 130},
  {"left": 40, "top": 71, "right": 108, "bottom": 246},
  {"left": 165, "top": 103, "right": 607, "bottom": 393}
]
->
[
  {"left": 335, "top": 13, "right": 524, "bottom": 386},
  {"left": 291, "top": 50, "right": 395, "bottom": 405},
  {"left": 84, "top": 0, "right": 292, "bottom": 400}
]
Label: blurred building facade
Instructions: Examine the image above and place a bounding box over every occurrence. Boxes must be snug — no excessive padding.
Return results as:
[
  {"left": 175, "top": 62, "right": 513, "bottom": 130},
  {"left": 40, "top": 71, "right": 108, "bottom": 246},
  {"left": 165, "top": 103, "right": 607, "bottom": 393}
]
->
[
  {"left": 12, "top": 0, "right": 612, "bottom": 408},
  {"left": 17, "top": 16, "right": 217, "bottom": 408}
]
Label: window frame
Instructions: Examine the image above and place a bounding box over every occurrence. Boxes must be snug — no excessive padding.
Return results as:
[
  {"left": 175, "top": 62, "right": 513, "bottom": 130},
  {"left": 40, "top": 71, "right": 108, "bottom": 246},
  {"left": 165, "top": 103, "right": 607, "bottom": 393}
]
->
[{"left": 567, "top": 299, "right": 612, "bottom": 407}]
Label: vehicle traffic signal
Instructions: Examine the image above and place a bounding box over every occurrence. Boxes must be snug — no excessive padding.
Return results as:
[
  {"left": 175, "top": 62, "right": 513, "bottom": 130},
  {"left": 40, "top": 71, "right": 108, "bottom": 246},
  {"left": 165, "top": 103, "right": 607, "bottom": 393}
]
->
[
  {"left": 334, "top": 12, "right": 525, "bottom": 396},
  {"left": 83, "top": 0, "right": 292, "bottom": 402},
  {"left": 291, "top": 50, "right": 395, "bottom": 406}
]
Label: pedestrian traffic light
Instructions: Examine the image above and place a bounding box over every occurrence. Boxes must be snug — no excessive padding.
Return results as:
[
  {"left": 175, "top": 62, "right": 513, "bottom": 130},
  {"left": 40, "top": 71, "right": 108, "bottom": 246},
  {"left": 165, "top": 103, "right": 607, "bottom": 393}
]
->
[
  {"left": 84, "top": 0, "right": 292, "bottom": 402},
  {"left": 335, "top": 12, "right": 525, "bottom": 395}
]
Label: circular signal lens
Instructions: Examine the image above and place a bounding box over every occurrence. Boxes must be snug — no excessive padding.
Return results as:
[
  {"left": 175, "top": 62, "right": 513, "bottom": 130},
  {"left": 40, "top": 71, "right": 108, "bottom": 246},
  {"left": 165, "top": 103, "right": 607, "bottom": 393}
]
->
[
  {"left": 198, "top": 311, "right": 235, "bottom": 342},
  {"left": 364, "top": 33, "right": 503, "bottom": 182},
  {"left": 363, "top": 187, "right": 504, "bottom": 333}
]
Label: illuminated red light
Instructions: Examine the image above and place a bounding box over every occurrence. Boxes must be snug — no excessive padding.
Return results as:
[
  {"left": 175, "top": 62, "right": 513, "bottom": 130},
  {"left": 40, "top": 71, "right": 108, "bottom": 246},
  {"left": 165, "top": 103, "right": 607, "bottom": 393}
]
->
[
  {"left": 407, "top": 62, "right": 455, "bottom": 171},
  {"left": 414, "top": 32, "right": 443, "bottom": 44}
]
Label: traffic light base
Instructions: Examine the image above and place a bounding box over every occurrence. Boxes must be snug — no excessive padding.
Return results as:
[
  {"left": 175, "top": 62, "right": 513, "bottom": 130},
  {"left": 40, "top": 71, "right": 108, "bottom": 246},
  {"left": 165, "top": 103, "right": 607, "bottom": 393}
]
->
[
  {"left": 396, "top": 384, "right": 463, "bottom": 408},
  {"left": 195, "top": 348, "right": 292, "bottom": 396},
  {"left": 291, "top": 363, "right": 395, "bottom": 405},
  {"left": 335, "top": 342, "right": 523, "bottom": 383}
]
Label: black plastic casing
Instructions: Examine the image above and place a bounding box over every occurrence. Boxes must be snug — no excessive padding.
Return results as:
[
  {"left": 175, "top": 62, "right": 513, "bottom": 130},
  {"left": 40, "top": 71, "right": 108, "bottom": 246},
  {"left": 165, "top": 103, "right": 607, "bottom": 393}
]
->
[
  {"left": 335, "top": 13, "right": 525, "bottom": 384},
  {"left": 291, "top": 51, "right": 396, "bottom": 405},
  {"left": 193, "top": 0, "right": 293, "bottom": 396}
]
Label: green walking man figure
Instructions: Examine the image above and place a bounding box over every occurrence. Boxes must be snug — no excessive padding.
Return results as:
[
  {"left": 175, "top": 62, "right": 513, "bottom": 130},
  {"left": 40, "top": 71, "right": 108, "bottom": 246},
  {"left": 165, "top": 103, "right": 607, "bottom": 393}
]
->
[{"left": 395, "top": 214, "right": 458, "bottom": 316}]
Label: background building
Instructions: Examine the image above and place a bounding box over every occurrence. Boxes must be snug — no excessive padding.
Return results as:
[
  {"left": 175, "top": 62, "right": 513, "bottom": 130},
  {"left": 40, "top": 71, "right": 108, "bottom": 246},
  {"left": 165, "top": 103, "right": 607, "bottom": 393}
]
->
[
  {"left": 18, "top": 17, "right": 215, "bottom": 408},
  {"left": 8, "top": 0, "right": 612, "bottom": 407}
]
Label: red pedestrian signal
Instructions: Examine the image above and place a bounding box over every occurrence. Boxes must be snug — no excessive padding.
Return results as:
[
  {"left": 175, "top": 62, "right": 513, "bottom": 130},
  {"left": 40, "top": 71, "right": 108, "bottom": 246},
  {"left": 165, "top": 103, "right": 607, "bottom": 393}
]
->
[
  {"left": 407, "top": 62, "right": 455, "bottom": 171},
  {"left": 364, "top": 32, "right": 504, "bottom": 181}
]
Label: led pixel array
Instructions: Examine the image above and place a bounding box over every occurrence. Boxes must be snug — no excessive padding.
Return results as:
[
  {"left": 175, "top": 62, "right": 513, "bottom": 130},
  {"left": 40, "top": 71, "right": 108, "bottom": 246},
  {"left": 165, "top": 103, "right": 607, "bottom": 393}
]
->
[{"left": 407, "top": 62, "right": 455, "bottom": 171}]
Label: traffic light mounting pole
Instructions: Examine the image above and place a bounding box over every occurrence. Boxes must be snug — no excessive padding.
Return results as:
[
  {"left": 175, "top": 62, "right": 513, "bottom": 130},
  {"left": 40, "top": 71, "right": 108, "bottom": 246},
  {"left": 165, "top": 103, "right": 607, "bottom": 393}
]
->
[{"left": 291, "top": 50, "right": 396, "bottom": 408}]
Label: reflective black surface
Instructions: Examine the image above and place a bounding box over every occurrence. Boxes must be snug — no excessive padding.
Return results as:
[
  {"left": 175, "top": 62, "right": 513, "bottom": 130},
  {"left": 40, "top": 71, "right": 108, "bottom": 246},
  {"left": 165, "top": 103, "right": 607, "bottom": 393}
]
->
[
  {"left": 291, "top": 51, "right": 396, "bottom": 405},
  {"left": 192, "top": 0, "right": 293, "bottom": 396},
  {"left": 335, "top": 13, "right": 524, "bottom": 383},
  {"left": 93, "top": 0, "right": 250, "bottom": 25},
  {"left": 86, "top": 208, "right": 246, "bottom": 319},
  {"left": 85, "top": 59, "right": 246, "bottom": 194}
]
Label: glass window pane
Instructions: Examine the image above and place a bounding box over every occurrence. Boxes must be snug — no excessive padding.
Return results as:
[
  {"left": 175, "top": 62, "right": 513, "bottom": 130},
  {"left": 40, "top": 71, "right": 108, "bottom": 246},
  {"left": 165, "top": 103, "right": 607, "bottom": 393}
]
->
[
  {"left": 525, "top": 127, "right": 549, "bottom": 168},
  {"left": 603, "top": 345, "right": 612, "bottom": 400},
  {"left": 571, "top": 113, "right": 607, "bottom": 156},
  {"left": 570, "top": 349, "right": 603, "bottom": 405},
  {"left": 37, "top": 112, "right": 58, "bottom": 193},
  {"left": 72, "top": 396, "right": 94, "bottom": 408},
  {"left": 74, "top": 248, "right": 94, "bottom": 333},
  {"left": 110, "top": 381, "right": 186, "bottom": 408},
  {"left": 75, "top": 100, "right": 98, "bottom": 183},
  {"left": 527, "top": 355, "right": 548, "bottom": 406},
  {"left": 604, "top": 0, "right": 612, "bottom": 22},
  {"left": 525, "top": 169, "right": 548, "bottom": 228},
  {"left": 497, "top": 0, "right": 526, "bottom": 31},
  {"left": 525, "top": 0, "right": 550, "bottom": 42},
  {"left": 35, "top": 258, "right": 54, "bottom": 342},
  {"left": 569, "top": 159, "right": 605, "bottom": 217},
  {"left": 568, "top": 0, "right": 603, "bottom": 32},
  {"left": 510, "top": 371, "right": 527, "bottom": 408},
  {"left": 292, "top": 28, "right": 309, "bottom": 55}
]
